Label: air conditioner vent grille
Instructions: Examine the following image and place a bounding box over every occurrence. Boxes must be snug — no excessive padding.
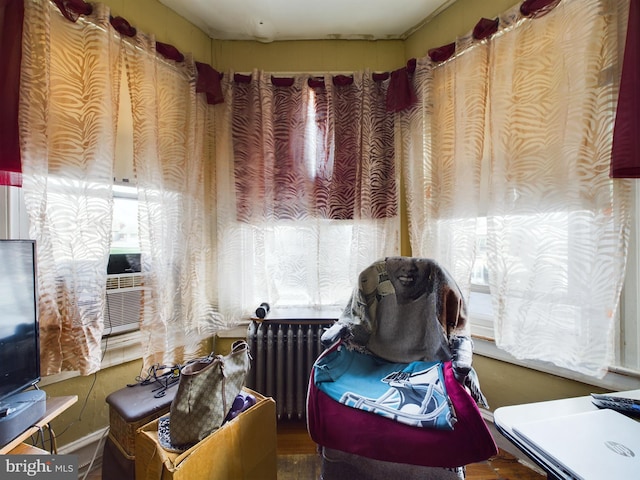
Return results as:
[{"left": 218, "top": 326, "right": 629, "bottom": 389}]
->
[
  {"left": 106, "top": 276, "right": 119, "bottom": 290},
  {"left": 104, "top": 273, "right": 144, "bottom": 336},
  {"left": 106, "top": 273, "right": 143, "bottom": 291}
]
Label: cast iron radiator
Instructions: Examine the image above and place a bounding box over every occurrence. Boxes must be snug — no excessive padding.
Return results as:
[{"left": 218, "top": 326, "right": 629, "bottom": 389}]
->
[{"left": 246, "top": 320, "right": 334, "bottom": 420}]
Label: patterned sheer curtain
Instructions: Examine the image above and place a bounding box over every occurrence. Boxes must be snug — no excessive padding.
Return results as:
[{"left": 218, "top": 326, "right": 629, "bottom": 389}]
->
[
  {"left": 19, "top": 0, "right": 120, "bottom": 375},
  {"left": 215, "top": 71, "right": 400, "bottom": 322},
  {"left": 486, "top": 0, "right": 631, "bottom": 376},
  {"left": 401, "top": 35, "right": 488, "bottom": 303},
  {"left": 123, "top": 34, "right": 222, "bottom": 369},
  {"left": 403, "top": 0, "right": 631, "bottom": 377}
]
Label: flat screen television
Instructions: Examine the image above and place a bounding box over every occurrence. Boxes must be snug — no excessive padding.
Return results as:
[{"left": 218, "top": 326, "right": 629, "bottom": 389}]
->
[
  {"left": 0, "top": 239, "right": 46, "bottom": 447},
  {"left": 0, "top": 240, "right": 41, "bottom": 400}
]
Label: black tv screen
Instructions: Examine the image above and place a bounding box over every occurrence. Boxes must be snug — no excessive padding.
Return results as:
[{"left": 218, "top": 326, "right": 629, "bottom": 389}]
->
[{"left": 0, "top": 240, "right": 40, "bottom": 402}]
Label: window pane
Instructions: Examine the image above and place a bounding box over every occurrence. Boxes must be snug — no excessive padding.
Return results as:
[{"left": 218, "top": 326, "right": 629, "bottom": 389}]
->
[
  {"left": 111, "top": 186, "right": 139, "bottom": 254},
  {"left": 471, "top": 217, "right": 488, "bottom": 286}
]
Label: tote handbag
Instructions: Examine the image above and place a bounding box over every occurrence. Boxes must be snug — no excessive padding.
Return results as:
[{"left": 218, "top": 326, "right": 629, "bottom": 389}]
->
[{"left": 158, "top": 340, "right": 251, "bottom": 452}]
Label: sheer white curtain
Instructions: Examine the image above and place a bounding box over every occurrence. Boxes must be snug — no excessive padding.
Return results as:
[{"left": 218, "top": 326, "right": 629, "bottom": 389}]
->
[
  {"left": 486, "top": 0, "right": 631, "bottom": 376},
  {"left": 123, "top": 34, "right": 222, "bottom": 369},
  {"left": 401, "top": 36, "right": 488, "bottom": 303},
  {"left": 403, "top": 0, "right": 632, "bottom": 377},
  {"left": 215, "top": 71, "right": 400, "bottom": 322},
  {"left": 19, "top": 0, "right": 120, "bottom": 374}
]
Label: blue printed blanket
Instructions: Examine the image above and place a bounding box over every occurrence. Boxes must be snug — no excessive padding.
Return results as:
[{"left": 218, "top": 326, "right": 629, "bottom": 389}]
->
[{"left": 313, "top": 345, "right": 455, "bottom": 429}]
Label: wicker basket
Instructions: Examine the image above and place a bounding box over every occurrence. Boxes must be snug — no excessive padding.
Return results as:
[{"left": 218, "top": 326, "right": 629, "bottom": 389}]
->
[
  {"left": 109, "top": 404, "right": 172, "bottom": 458},
  {"left": 106, "top": 382, "right": 177, "bottom": 459}
]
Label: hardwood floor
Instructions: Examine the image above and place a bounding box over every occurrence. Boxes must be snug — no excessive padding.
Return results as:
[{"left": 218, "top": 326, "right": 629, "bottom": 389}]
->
[
  {"left": 89, "top": 420, "right": 546, "bottom": 479},
  {"left": 277, "top": 420, "right": 546, "bottom": 479},
  {"left": 278, "top": 419, "right": 319, "bottom": 455}
]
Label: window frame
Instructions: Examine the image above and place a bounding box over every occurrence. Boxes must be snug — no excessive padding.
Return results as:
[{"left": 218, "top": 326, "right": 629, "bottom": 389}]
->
[
  {"left": 1, "top": 184, "right": 145, "bottom": 372},
  {"left": 467, "top": 192, "right": 640, "bottom": 390}
]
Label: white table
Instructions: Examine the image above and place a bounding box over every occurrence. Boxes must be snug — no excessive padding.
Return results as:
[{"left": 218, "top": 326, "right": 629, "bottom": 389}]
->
[{"left": 493, "top": 389, "right": 640, "bottom": 479}]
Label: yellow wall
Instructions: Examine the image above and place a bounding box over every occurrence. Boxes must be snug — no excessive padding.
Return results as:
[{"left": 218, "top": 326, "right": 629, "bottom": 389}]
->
[
  {"left": 101, "top": 0, "right": 211, "bottom": 63},
  {"left": 212, "top": 39, "right": 403, "bottom": 73},
  {"left": 42, "top": 360, "right": 143, "bottom": 447},
  {"left": 404, "top": 0, "right": 519, "bottom": 60},
  {"left": 475, "top": 356, "right": 608, "bottom": 410},
  {"left": 41, "top": 0, "right": 615, "bottom": 451}
]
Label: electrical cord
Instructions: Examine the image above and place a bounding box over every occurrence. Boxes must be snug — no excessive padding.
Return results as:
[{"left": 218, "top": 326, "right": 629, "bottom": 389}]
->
[
  {"left": 33, "top": 291, "right": 132, "bottom": 476},
  {"left": 36, "top": 313, "right": 110, "bottom": 450},
  {"left": 49, "top": 424, "right": 57, "bottom": 454},
  {"left": 80, "top": 426, "right": 109, "bottom": 480},
  {"left": 36, "top": 426, "right": 45, "bottom": 450}
]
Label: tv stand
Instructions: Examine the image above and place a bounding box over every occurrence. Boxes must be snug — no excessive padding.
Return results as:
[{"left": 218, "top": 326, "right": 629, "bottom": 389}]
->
[{"left": 0, "top": 395, "right": 78, "bottom": 454}]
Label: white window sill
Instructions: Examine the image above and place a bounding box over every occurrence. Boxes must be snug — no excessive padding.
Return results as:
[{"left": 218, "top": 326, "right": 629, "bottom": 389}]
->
[
  {"left": 472, "top": 336, "right": 640, "bottom": 392},
  {"left": 216, "top": 305, "right": 344, "bottom": 338},
  {"left": 470, "top": 288, "right": 640, "bottom": 392},
  {"left": 217, "top": 322, "right": 251, "bottom": 338},
  {"left": 100, "top": 330, "right": 143, "bottom": 368}
]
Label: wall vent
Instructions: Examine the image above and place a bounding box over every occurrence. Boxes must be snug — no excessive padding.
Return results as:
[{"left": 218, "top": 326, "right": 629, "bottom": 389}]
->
[{"left": 104, "top": 273, "right": 143, "bottom": 336}]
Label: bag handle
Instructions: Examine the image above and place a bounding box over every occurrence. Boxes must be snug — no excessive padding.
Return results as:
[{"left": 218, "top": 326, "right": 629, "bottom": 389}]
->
[{"left": 219, "top": 340, "right": 248, "bottom": 413}]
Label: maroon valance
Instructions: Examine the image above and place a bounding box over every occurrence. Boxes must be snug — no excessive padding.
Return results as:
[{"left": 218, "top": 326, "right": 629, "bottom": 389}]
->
[
  {"left": 610, "top": 0, "right": 640, "bottom": 178},
  {"left": 110, "top": 16, "right": 136, "bottom": 37},
  {"left": 308, "top": 77, "right": 325, "bottom": 88},
  {"left": 52, "top": 0, "right": 92, "bottom": 22},
  {"left": 333, "top": 75, "right": 354, "bottom": 86},
  {"left": 429, "top": 42, "right": 456, "bottom": 63},
  {"left": 156, "top": 41, "right": 185, "bottom": 62},
  {"left": 271, "top": 76, "right": 295, "bottom": 87},
  {"left": 0, "top": 0, "right": 23, "bottom": 187},
  {"left": 234, "top": 73, "right": 252, "bottom": 84},
  {"left": 473, "top": 17, "right": 499, "bottom": 40},
  {"left": 235, "top": 71, "right": 414, "bottom": 114},
  {"left": 386, "top": 65, "right": 417, "bottom": 112},
  {"left": 195, "top": 62, "right": 224, "bottom": 105},
  {"left": 406, "top": 58, "right": 417, "bottom": 74},
  {"left": 520, "top": 0, "right": 561, "bottom": 18}
]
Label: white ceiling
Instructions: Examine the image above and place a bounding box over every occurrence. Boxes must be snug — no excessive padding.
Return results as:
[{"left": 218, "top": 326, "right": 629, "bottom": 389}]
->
[{"left": 158, "top": 0, "right": 455, "bottom": 43}]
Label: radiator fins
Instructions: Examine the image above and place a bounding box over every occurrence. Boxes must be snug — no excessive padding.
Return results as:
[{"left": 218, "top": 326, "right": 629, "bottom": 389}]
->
[{"left": 247, "top": 321, "right": 333, "bottom": 420}]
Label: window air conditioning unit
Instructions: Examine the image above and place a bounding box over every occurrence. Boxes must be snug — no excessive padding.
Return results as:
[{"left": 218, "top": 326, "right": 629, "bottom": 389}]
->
[
  {"left": 105, "top": 273, "right": 143, "bottom": 336},
  {"left": 105, "top": 254, "right": 143, "bottom": 336}
]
